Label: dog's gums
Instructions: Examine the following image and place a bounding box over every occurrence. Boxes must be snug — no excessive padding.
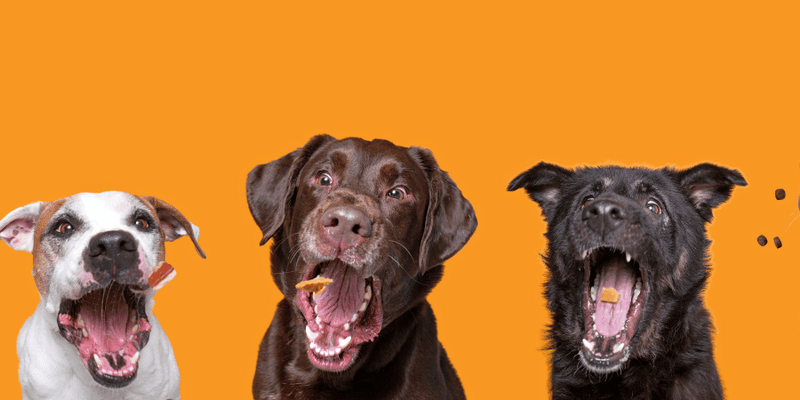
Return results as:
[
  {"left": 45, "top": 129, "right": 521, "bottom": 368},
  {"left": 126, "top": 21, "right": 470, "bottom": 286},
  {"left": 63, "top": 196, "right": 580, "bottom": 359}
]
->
[
  {"left": 296, "top": 260, "right": 382, "bottom": 371},
  {"left": 57, "top": 282, "right": 151, "bottom": 388}
]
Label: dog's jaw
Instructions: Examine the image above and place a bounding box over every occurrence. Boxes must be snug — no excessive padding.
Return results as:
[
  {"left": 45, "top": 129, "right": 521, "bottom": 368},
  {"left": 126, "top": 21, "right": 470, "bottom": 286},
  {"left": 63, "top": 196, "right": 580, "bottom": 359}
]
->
[{"left": 295, "top": 260, "right": 383, "bottom": 372}]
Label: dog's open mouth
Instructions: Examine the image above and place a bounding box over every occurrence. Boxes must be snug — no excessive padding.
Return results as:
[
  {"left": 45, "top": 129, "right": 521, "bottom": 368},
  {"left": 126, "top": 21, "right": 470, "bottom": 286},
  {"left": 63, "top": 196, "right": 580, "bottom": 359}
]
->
[
  {"left": 579, "top": 247, "right": 647, "bottom": 374},
  {"left": 56, "top": 282, "right": 151, "bottom": 388},
  {"left": 295, "top": 259, "right": 382, "bottom": 372}
]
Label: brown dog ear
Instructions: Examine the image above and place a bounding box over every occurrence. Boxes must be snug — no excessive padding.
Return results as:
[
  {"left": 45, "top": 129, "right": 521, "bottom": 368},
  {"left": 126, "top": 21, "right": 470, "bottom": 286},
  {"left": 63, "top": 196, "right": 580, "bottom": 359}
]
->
[
  {"left": 671, "top": 163, "right": 747, "bottom": 222},
  {"left": 410, "top": 147, "right": 477, "bottom": 275},
  {"left": 246, "top": 134, "right": 338, "bottom": 245},
  {"left": 140, "top": 196, "right": 206, "bottom": 259},
  {"left": 507, "top": 162, "right": 574, "bottom": 222}
]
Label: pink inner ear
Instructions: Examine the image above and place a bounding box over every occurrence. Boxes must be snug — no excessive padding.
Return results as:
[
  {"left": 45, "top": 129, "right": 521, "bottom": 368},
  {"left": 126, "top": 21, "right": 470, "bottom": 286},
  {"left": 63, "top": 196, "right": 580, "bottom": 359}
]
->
[{"left": 0, "top": 219, "right": 34, "bottom": 248}]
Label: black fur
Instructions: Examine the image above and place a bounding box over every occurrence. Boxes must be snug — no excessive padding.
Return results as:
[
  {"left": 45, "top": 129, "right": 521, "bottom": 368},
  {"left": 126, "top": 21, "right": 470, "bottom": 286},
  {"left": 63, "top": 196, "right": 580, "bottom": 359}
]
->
[{"left": 509, "top": 162, "right": 746, "bottom": 399}]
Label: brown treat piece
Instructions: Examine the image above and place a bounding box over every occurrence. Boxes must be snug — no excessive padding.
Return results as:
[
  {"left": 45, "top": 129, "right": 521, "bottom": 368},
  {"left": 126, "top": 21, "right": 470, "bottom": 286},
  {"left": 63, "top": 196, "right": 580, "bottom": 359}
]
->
[
  {"left": 149, "top": 261, "right": 175, "bottom": 291},
  {"left": 296, "top": 277, "right": 334, "bottom": 295},
  {"left": 600, "top": 287, "right": 621, "bottom": 304},
  {"left": 776, "top": 189, "right": 786, "bottom": 200},
  {"left": 757, "top": 235, "right": 768, "bottom": 246},
  {"left": 774, "top": 236, "right": 782, "bottom": 249}
]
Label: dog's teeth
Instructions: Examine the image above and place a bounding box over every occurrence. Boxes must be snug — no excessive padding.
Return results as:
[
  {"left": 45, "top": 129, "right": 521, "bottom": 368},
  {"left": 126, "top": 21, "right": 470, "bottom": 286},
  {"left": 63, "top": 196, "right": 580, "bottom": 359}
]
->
[
  {"left": 314, "top": 305, "right": 318, "bottom": 314},
  {"left": 132, "top": 324, "right": 139, "bottom": 333},
  {"left": 339, "top": 336, "right": 352, "bottom": 348},
  {"left": 129, "top": 312, "right": 136, "bottom": 324},
  {"left": 76, "top": 314, "right": 85, "bottom": 327},
  {"left": 634, "top": 279, "right": 642, "bottom": 291},
  {"left": 130, "top": 352, "right": 140, "bottom": 364},
  {"left": 626, "top": 252, "right": 632, "bottom": 262},
  {"left": 359, "top": 301, "right": 368, "bottom": 313},
  {"left": 364, "top": 285, "right": 372, "bottom": 301},
  {"left": 82, "top": 328, "right": 89, "bottom": 338},
  {"left": 315, "top": 316, "right": 322, "bottom": 325},
  {"left": 344, "top": 323, "right": 350, "bottom": 330},
  {"left": 590, "top": 287, "right": 597, "bottom": 301},
  {"left": 613, "top": 342, "right": 625, "bottom": 354},
  {"left": 94, "top": 354, "right": 103, "bottom": 366},
  {"left": 633, "top": 288, "right": 641, "bottom": 303},
  {"left": 582, "top": 339, "right": 594, "bottom": 351},
  {"left": 306, "top": 325, "right": 319, "bottom": 341},
  {"left": 335, "top": 346, "right": 342, "bottom": 355}
]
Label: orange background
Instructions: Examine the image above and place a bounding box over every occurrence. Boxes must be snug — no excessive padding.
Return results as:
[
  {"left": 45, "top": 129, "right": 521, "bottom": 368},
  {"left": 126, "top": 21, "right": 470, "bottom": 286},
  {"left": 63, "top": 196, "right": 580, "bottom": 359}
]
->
[{"left": 1, "top": 1, "right": 798, "bottom": 399}]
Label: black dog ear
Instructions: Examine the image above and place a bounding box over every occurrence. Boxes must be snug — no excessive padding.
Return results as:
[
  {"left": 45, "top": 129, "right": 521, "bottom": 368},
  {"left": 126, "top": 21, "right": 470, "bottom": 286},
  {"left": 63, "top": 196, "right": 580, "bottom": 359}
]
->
[
  {"left": 247, "top": 134, "right": 337, "bottom": 245},
  {"left": 409, "top": 147, "right": 477, "bottom": 275},
  {"left": 672, "top": 163, "right": 747, "bottom": 222},
  {"left": 507, "top": 162, "right": 574, "bottom": 221}
]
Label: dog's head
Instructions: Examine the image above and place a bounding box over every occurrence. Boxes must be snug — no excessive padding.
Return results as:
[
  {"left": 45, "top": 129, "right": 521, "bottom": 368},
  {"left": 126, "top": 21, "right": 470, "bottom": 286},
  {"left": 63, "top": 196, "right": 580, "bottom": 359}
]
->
[
  {"left": 509, "top": 162, "right": 745, "bottom": 374},
  {"left": 247, "top": 135, "right": 477, "bottom": 372},
  {"left": 0, "top": 191, "right": 205, "bottom": 388}
]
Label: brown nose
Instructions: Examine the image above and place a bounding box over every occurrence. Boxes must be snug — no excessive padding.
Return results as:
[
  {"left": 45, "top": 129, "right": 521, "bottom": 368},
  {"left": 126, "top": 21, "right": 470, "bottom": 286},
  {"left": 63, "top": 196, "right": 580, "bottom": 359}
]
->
[
  {"left": 321, "top": 206, "right": 372, "bottom": 250},
  {"left": 582, "top": 199, "right": 626, "bottom": 236}
]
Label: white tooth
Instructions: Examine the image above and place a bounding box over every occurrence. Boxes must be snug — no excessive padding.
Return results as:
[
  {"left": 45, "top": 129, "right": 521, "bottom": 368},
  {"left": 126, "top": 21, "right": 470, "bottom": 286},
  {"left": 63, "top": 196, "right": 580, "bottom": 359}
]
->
[
  {"left": 132, "top": 324, "right": 139, "bottom": 333},
  {"left": 364, "top": 288, "right": 372, "bottom": 301},
  {"left": 315, "top": 316, "right": 322, "bottom": 325},
  {"left": 613, "top": 342, "right": 625, "bottom": 353},
  {"left": 94, "top": 354, "right": 103, "bottom": 366},
  {"left": 130, "top": 312, "right": 136, "bottom": 323},
  {"left": 310, "top": 342, "right": 317, "bottom": 349},
  {"left": 335, "top": 347, "right": 342, "bottom": 355},
  {"left": 339, "top": 336, "right": 352, "bottom": 348},
  {"left": 350, "top": 313, "right": 358, "bottom": 323},
  {"left": 626, "top": 252, "right": 632, "bottom": 262},
  {"left": 582, "top": 339, "right": 594, "bottom": 351},
  {"left": 344, "top": 323, "right": 350, "bottom": 330},
  {"left": 633, "top": 289, "right": 641, "bottom": 303},
  {"left": 130, "top": 352, "right": 140, "bottom": 364},
  {"left": 359, "top": 301, "right": 368, "bottom": 313},
  {"left": 82, "top": 328, "right": 89, "bottom": 338},
  {"left": 306, "top": 326, "right": 319, "bottom": 341},
  {"left": 77, "top": 314, "right": 85, "bottom": 327},
  {"left": 634, "top": 280, "right": 642, "bottom": 291},
  {"left": 314, "top": 305, "right": 318, "bottom": 314},
  {"left": 590, "top": 287, "right": 597, "bottom": 301}
]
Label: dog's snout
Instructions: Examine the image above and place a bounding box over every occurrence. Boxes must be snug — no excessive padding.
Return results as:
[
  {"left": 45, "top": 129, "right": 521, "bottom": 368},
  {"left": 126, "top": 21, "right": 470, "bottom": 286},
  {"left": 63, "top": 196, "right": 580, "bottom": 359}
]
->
[
  {"left": 321, "top": 206, "right": 372, "bottom": 250},
  {"left": 583, "top": 199, "right": 626, "bottom": 235},
  {"left": 88, "top": 231, "right": 137, "bottom": 257},
  {"left": 85, "top": 231, "right": 141, "bottom": 284}
]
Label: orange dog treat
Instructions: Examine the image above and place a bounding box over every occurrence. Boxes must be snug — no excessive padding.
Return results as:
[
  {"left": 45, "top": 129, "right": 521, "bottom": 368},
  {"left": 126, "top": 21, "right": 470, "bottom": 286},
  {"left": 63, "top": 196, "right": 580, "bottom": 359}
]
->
[
  {"left": 296, "top": 277, "right": 334, "bottom": 295},
  {"left": 149, "top": 261, "right": 175, "bottom": 291},
  {"left": 600, "top": 288, "right": 620, "bottom": 304}
]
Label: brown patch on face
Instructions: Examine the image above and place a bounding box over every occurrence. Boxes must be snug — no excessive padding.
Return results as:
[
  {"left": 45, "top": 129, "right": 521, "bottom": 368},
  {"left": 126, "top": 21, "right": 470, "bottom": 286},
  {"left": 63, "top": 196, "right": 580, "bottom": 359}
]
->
[
  {"left": 30, "top": 199, "right": 64, "bottom": 297},
  {"left": 379, "top": 163, "right": 400, "bottom": 184},
  {"left": 330, "top": 151, "right": 348, "bottom": 172},
  {"left": 133, "top": 195, "right": 167, "bottom": 262}
]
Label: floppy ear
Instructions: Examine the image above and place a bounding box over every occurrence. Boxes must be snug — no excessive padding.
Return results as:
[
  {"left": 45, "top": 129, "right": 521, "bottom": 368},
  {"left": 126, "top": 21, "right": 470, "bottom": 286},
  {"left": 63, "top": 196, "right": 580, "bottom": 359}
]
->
[
  {"left": 246, "top": 134, "right": 337, "bottom": 245},
  {"left": 140, "top": 196, "right": 206, "bottom": 259},
  {"left": 672, "top": 163, "right": 747, "bottom": 222},
  {"left": 507, "top": 162, "right": 574, "bottom": 221},
  {"left": 410, "top": 147, "right": 477, "bottom": 275},
  {"left": 0, "top": 201, "right": 45, "bottom": 253}
]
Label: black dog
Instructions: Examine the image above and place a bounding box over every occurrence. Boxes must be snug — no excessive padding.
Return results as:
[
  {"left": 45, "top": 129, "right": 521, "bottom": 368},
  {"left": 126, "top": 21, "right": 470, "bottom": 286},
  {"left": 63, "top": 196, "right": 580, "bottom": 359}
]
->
[
  {"left": 246, "top": 135, "right": 477, "bottom": 399},
  {"left": 508, "top": 162, "right": 746, "bottom": 399}
]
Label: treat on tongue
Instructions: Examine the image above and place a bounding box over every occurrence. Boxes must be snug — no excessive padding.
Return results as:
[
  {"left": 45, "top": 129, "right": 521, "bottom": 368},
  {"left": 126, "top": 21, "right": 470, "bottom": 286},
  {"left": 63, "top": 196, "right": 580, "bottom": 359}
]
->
[
  {"left": 149, "top": 261, "right": 175, "bottom": 291},
  {"left": 296, "top": 276, "right": 334, "bottom": 295},
  {"left": 600, "top": 288, "right": 621, "bottom": 303},
  {"left": 594, "top": 256, "right": 635, "bottom": 337}
]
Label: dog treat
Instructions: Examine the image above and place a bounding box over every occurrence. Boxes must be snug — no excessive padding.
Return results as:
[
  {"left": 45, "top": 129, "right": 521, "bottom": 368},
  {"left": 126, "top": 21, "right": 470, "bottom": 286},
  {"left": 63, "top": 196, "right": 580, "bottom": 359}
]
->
[
  {"left": 600, "top": 288, "right": 621, "bottom": 304},
  {"left": 149, "top": 261, "right": 175, "bottom": 291},
  {"left": 757, "top": 235, "right": 768, "bottom": 246},
  {"left": 774, "top": 236, "right": 782, "bottom": 249},
  {"left": 296, "top": 276, "right": 334, "bottom": 295},
  {"left": 776, "top": 189, "right": 786, "bottom": 200}
]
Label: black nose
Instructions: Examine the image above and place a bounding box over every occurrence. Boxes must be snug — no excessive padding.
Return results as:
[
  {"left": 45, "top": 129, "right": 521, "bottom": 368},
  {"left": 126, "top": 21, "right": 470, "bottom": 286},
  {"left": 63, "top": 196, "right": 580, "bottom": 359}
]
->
[
  {"left": 582, "top": 199, "right": 626, "bottom": 235},
  {"left": 86, "top": 231, "right": 140, "bottom": 281},
  {"left": 321, "top": 206, "right": 372, "bottom": 250}
]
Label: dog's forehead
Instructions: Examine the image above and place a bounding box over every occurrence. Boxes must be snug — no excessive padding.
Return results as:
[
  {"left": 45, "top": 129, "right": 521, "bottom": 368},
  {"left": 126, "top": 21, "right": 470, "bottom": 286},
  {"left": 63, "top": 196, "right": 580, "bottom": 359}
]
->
[
  {"left": 575, "top": 167, "right": 676, "bottom": 197},
  {"left": 47, "top": 192, "right": 148, "bottom": 225},
  {"left": 313, "top": 138, "right": 423, "bottom": 182}
]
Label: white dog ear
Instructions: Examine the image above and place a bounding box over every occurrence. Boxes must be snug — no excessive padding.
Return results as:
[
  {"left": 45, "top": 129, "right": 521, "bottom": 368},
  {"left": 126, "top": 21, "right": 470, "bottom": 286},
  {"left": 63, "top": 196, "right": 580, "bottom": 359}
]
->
[
  {"left": 140, "top": 196, "right": 206, "bottom": 259},
  {"left": 0, "top": 202, "right": 45, "bottom": 253}
]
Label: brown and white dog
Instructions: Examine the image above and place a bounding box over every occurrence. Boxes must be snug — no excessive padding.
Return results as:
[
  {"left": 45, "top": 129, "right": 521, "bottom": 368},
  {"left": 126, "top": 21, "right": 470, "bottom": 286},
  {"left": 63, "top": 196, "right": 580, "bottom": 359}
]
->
[{"left": 0, "top": 192, "right": 205, "bottom": 400}]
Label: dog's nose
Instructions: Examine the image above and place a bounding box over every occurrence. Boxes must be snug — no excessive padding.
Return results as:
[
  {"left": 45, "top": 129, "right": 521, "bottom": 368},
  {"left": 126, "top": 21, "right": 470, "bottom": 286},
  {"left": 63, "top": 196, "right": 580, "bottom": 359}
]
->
[
  {"left": 583, "top": 199, "right": 626, "bottom": 235},
  {"left": 87, "top": 231, "right": 140, "bottom": 280},
  {"left": 321, "top": 206, "right": 372, "bottom": 250}
]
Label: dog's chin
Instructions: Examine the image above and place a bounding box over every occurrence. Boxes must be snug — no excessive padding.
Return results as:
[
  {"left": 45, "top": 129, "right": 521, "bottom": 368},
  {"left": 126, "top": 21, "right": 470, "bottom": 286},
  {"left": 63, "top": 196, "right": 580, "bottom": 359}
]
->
[
  {"left": 577, "top": 247, "right": 648, "bottom": 374},
  {"left": 56, "top": 282, "right": 152, "bottom": 388},
  {"left": 295, "top": 259, "right": 383, "bottom": 372}
]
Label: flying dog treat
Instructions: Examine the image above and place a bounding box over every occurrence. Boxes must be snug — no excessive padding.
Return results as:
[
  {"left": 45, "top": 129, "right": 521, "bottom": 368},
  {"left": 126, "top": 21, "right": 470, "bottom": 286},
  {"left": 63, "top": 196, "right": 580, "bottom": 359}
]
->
[
  {"left": 757, "top": 235, "right": 768, "bottom": 246},
  {"left": 296, "top": 277, "right": 334, "bottom": 295},
  {"left": 774, "top": 236, "right": 783, "bottom": 249},
  {"left": 776, "top": 189, "right": 786, "bottom": 200},
  {"left": 149, "top": 261, "right": 175, "bottom": 291},
  {"left": 600, "top": 288, "right": 621, "bottom": 304}
]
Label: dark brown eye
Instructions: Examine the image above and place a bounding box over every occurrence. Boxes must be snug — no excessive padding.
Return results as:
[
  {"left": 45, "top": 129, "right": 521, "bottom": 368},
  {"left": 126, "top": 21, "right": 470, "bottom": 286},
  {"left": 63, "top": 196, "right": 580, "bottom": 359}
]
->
[
  {"left": 387, "top": 187, "right": 408, "bottom": 200},
  {"left": 317, "top": 172, "right": 333, "bottom": 187},
  {"left": 646, "top": 200, "right": 662, "bottom": 214},
  {"left": 56, "top": 222, "right": 74, "bottom": 235},
  {"left": 580, "top": 196, "right": 595, "bottom": 209},
  {"left": 135, "top": 218, "right": 149, "bottom": 230}
]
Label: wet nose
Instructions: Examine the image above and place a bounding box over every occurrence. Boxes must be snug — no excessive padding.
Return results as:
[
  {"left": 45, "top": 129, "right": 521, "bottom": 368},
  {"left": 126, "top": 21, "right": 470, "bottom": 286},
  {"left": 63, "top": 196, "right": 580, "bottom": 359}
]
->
[
  {"left": 87, "top": 230, "right": 139, "bottom": 279},
  {"left": 582, "top": 199, "right": 626, "bottom": 235},
  {"left": 321, "top": 206, "right": 372, "bottom": 250}
]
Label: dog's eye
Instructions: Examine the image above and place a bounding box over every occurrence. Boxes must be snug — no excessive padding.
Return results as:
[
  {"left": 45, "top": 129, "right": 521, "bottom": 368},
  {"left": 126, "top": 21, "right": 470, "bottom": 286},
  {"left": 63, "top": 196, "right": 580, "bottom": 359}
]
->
[
  {"left": 316, "top": 172, "right": 334, "bottom": 187},
  {"left": 580, "top": 196, "right": 595, "bottom": 209},
  {"left": 646, "top": 200, "right": 662, "bottom": 214},
  {"left": 387, "top": 187, "right": 408, "bottom": 200},
  {"left": 135, "top": 218, "right": 149, "bottom": 230},
  {"left": 55, "top": 222, "right": 74, "bottom": 235}
]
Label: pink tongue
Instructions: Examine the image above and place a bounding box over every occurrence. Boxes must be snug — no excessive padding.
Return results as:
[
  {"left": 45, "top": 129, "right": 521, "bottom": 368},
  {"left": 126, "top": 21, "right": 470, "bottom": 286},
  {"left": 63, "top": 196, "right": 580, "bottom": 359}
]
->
[
  {"left": 315, "top": 261, "right": 365, "bottom": 327},
  {"left": 81, "top": 288, "right": 130, "bottom": 353},
  {"left": 594, "top": 257, "right": 635, "bottom": 337}
]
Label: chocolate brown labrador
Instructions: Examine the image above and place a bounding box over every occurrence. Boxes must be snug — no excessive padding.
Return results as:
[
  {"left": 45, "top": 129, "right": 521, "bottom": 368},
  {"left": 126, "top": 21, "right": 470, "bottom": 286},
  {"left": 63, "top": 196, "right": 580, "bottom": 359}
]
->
[{"left": 246, "top": 135, "right": 477, "bottom": 399}]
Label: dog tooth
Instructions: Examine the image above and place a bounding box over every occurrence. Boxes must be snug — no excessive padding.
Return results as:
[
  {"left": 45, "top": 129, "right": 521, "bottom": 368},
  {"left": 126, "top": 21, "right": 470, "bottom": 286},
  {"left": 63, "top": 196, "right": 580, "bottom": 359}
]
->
[
  {"left": 94, "top": 354, "right": 103, "bottom": 366},
  {"left": 344, "top": 323, "right": 350, "bottom": 330},
  {"left": 82, "top": 328, "right": 89, "bottom": 338},
  {"left": 590, "top": 287, "right": 597, "bottom": 301},
  {"left": 335, "top": 347, "right": 342, "bottom": 355},
  {"left": 350, "top": 313, "right": 358, "bottom": 323},
  {"left": 306, "top": 325, "right": 320, "bottom": 341},
  {"left": 339, "top": 336, "right": 352, "bottom": 348},
  {"left": 131, "top": 352, "right": 140, "bottom": 364},
  {"left": 359, "top": 301, "right": 368, "bottom": 313},
  {"left": 315, "top": 316, "right": 322, "bottom": 325},
  {"left": 132, "top": 324, "right": 139, "bottom": 333},
  {"left": 364, "top": 286, "right": 372, "bottom": 301},
  {"left": 76, "top": 313, "right": 85, "bottom": 327},
  {"left": 626, "top": 252, "right": 632, "bottom": 263},
  {"left": 633, "top": 289, "right": 641, "bottom": 303},
  {"left": 582, "top": 339, "right": 594, "bottom": 351},
  {"left": 314, "top": 305, "right": 318, "bottom": 314},
  {"left": 613, "top": 342, "right": 625, "bottom": 354}
]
